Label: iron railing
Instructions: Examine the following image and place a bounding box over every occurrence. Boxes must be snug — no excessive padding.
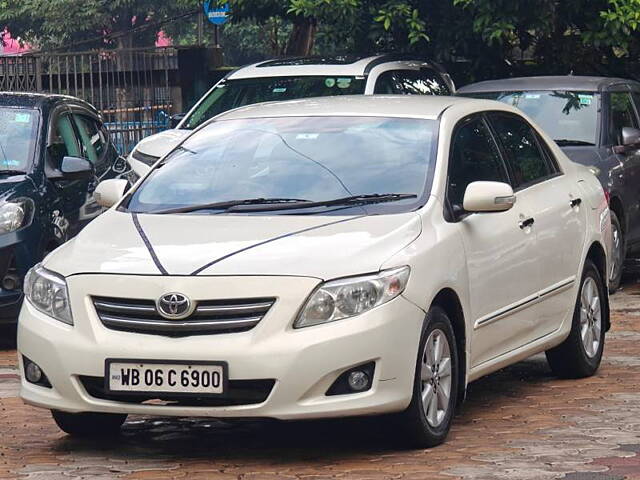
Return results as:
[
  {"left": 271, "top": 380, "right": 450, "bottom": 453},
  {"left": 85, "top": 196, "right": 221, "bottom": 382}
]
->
[{"left": 0, "top": 48, "right": 177, "bottom": 153}]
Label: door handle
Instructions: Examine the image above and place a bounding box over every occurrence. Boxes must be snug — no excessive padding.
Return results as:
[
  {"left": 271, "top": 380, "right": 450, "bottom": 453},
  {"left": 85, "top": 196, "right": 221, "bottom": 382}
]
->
[
  {"left": 570, "top": 198, "right": 582, "bottom": 208},
  {"left": 519, "top": 217, "right": 535, "bottom": 229}
]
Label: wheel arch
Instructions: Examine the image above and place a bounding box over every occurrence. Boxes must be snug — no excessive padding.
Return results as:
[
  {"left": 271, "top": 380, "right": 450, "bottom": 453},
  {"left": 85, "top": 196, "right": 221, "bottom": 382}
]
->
[
  {"left": 608, "top": 194, "right": 625, "bottom": 233},
  {"left": 586, "top": 241, "right": 611, "bottom": 331},
  {"left": 430, "top": 288, "right": 467, "bottom": 403}
]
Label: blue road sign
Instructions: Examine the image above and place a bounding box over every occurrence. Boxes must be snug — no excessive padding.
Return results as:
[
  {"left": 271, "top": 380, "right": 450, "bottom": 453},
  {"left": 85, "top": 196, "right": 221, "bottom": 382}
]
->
[{"left": 203, "top": 1, "right": 230, "bottom": 25}]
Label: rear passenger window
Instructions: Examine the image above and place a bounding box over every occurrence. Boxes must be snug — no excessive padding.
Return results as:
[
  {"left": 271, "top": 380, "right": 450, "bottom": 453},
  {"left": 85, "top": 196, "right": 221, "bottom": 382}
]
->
[
  {"left": 374, "top": 69, "right": 450, "bottom": 95},
  {"left": 489, "top": 113, "right": 551, "bottom": 188},
  {"left": 448, "top": 116, "right": 508, "bottom": 209}
]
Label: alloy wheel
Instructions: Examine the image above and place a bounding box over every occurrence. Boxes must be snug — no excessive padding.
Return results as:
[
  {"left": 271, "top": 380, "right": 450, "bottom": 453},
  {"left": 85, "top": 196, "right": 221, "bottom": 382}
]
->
[
  {"left": 580, "top": 277, "right": 602, "bottom": 358},
  {"left": 420, "top": 328, "right": 452, "bottom": 428}
]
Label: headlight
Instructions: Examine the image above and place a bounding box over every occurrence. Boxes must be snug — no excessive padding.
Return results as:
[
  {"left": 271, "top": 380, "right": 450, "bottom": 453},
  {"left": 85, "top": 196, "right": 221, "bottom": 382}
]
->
[
  {"left": 0, "top": 198, "right": 34, "bottom": 234},
  {"left": 295, "top": 266, "right": 410, "bottom": 328},
  {"left": 23, "top": 263, "right": 73, "bottom": 325}
]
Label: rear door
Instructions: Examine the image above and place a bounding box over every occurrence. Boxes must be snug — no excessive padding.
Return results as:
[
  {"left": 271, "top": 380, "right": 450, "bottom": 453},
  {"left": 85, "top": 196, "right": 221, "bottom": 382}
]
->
[
  {"left": 487, "top": 112, "right": 586, "bottom": 335},
  {"left": 446, "top": 114, "right": 540, "bottom": 366},
  {"left": 70, "top": 109, "right": 115, "bottom": 223}
]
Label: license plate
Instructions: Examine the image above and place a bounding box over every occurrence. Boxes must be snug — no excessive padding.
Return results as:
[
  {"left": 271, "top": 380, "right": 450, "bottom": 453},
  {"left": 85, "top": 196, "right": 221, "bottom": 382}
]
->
[{"left": 106, "top": 360, "right": 227, "bottom": 395}]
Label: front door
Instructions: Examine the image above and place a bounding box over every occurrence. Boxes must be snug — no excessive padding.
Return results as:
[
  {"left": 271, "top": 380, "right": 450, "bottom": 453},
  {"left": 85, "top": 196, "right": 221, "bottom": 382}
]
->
[
  {"left": 46, "top": 109, "right": 87, "bottom": 241},
  {"left": 487, "top": 112, "right": 587, "bottom": 335},
  {"left": 446, "top": 114, "right": 540, "bottom": 367},
  {"left": 610, "top": 90, "right": 640, "bottom": 248}
]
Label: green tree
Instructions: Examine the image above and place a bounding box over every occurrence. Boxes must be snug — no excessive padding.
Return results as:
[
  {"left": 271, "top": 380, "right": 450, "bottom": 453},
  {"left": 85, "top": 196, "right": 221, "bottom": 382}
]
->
[{"left": 0, "top": 0, "right": 195, "bottom": 49}]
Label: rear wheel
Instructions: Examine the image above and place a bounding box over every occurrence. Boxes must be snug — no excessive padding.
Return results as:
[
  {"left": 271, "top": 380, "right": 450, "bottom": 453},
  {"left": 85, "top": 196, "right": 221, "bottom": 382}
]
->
[
  {"left": 51, "top": 410, "right": 127, "bottom": 437},
  {"left": 609, "top": 210, "right": 624, "bottom": 292},
  {"left": 546, "top": 259, "right": 606, "bottom": 379},
  {"left": 392, "top": 306, "right": 458, "bottom": 448}
]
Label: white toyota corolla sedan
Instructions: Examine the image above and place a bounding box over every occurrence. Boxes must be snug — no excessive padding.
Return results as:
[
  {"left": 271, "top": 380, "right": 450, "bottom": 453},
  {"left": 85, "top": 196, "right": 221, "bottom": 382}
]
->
[{"left": 18, "top": 96, "right": 611, "bottom": 447}]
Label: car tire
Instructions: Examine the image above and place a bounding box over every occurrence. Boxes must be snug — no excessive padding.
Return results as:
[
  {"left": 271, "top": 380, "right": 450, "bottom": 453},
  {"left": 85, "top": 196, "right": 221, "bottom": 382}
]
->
[
  {"left": 609, "top": 210, "right": 624, "bottom": 293},
  {"left": 545, "top": 259, "right": 606, "bottom": 379},
  {"left": 51, "top": 410, "right": 127, "bottom": 437},
  {"left": 392, "top": 306, "right": 458, "bottom": 448}
]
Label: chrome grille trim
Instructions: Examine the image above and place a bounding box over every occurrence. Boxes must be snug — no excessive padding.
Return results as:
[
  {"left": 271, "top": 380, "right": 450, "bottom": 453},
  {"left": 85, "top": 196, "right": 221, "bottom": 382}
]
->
[
  {"left": 99, "top": 314, "right": 263, "bottom": 332},
  {"left": 93, "top": 300, "right": 156, "bottom": 314},
  {"left": 92, "top": 296, "right": 275, "bottom": 337}
]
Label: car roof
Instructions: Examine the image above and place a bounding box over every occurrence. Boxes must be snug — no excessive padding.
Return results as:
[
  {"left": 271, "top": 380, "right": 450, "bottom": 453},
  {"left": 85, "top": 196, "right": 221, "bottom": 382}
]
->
[
  {"left": 458, "top": 75, "right": 640, "bottom": 93},
  {"left": 215, "top": 94, "right": 497, "bottom": 121},
  {"left": 227, "top": 54, "right": 442, "bottom": 80},
  {"left": 0, "top": 91, "right": 88, "bottom": 109}
]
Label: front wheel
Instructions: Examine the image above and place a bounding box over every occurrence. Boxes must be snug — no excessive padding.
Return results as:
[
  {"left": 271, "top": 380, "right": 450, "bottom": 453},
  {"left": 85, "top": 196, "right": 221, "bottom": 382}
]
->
[
  {"left": 51, "top": 410, "right": 127, "bottom": 437},
  {"left": 391, "top": 306, "right": 458, "bottom": 448},
  {"left": 546, "top": 259, "right": 606, "bottom": 379}
]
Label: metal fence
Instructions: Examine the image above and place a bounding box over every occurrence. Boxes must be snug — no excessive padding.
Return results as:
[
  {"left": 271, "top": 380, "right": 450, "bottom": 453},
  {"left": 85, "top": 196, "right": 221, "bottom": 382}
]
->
[{"left": 0, "top": 48, "right": 177, "bottom": 153}]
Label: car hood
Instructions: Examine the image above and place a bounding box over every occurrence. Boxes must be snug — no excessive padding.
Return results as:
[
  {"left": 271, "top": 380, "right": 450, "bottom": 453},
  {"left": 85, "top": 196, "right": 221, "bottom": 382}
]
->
[
  {"left": 44, "top": 209, "right": 422, "bottom": 279},
  {"left": 135, "top": 129, "right": 190, "bottom": 160}
]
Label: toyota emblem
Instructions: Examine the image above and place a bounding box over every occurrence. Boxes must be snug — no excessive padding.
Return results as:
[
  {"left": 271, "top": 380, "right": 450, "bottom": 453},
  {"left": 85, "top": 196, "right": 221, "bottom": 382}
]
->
[{"left": 156, "top": 293, "right": 193, "bottom": 319}]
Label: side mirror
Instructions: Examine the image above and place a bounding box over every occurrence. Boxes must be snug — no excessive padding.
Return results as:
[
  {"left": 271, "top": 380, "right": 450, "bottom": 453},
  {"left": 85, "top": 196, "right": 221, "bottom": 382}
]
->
[
  {"left": 622, "top": 127, "right": 640, "bottom": 146},
  {"left": 463, "top": 181, "right": 516, "bottom": 213},
  {"left": 169, "top": 113, "right": 186, "bottom": 129},
  {"left": 58, "top": 156, "right": 93, "bottom": 181},
  {"left": 94, "top": 179, "right": 129, "bottom": 208}
]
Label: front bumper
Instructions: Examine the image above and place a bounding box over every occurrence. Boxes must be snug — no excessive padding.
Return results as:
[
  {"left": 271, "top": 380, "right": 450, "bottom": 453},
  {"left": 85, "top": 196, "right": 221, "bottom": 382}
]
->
[
  {"left": 0, "top": 227, "right": 42, "bottom": 323},
  {"left": 18, "top": 274, "right": 425, "bottom": 420}
]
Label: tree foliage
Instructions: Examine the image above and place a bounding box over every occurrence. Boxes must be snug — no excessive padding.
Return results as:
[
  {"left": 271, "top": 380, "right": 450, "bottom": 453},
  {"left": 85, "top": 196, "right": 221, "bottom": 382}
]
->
[{"left": 5, "top": 0, "right": 640, "bottom": 80}]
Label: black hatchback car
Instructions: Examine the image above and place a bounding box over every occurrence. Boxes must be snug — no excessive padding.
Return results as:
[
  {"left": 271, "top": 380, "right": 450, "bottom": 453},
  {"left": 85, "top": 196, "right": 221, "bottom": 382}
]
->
[
  {"left": 458, "top": 76, "right": 640, "bottom": 290},
  {"left": 0, "top": 93, "right": 126, "bottom": 322}
]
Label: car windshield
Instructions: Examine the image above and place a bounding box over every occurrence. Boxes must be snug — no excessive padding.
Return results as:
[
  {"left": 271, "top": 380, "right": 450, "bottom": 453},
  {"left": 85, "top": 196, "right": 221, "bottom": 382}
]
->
[
  {"left": 127, "top": 116, "right": 437, "bottom": 215},
  {"left": 183, "top": 76, "right": 367, "bottom": 130},
  {"left": 465, "top": 90, "right": 599, "bottom": 145},
  {"left": 0, "top": 108, "right": 39, "bottom": 172}
]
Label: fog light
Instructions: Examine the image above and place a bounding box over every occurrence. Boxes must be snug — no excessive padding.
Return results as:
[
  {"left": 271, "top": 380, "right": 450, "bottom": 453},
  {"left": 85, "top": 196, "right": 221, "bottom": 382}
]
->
[
  {"left": 25, "top": 362, "right": 42, "bottom": 383},
  {"left": 22, "top": 356, "right": 51, "bottom": 388},
  {"left": 326, "top": 361, "right": 375, "bottom": 396},
  {"left": 347, "top": 370, "right": 370, "bottom": 391}
]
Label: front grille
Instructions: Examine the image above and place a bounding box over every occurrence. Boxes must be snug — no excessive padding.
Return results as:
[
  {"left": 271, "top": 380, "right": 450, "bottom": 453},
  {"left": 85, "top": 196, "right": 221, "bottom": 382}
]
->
[
  {"left": 79, "top": 376, "right": 275, "bottom": 406},
  {"left": 92, "top": 296, "right": 275, "bottom": 337}
]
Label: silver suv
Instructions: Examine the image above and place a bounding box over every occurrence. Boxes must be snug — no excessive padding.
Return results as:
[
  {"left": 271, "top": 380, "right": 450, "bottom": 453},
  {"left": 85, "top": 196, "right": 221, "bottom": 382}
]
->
[{"left": 128, "top": 54, "right": 455, "bottom": 175}]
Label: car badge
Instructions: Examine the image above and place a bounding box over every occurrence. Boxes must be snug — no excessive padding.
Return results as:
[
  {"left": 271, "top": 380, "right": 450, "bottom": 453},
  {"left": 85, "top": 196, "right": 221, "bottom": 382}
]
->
[{"left": 156, "top": 293, "right": 193, "bottom": 320}]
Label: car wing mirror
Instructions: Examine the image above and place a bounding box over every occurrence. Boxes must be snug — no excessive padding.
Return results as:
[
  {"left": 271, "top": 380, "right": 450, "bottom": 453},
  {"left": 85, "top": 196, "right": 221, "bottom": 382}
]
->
[
  {"left": 463, "top": 181, "right": 516, "bottom": 213},
  {"left": 169, "top": 113, "right": 186, "bottom": 129},
  {"left": 94, "top": 179, "right": 129, "bottom": 208},
  {"left": 48, "top": 156, "right": 94, "bottom": 181}
]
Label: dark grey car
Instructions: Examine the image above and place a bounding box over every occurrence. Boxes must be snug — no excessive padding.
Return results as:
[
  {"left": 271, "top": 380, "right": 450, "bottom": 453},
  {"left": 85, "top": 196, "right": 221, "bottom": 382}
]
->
[{"left": 458, "top": 76, "right": 640, "bottom": 290}]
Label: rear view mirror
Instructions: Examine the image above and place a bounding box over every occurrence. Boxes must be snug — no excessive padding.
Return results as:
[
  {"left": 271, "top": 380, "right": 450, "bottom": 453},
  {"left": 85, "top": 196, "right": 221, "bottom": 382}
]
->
[
  {"left": 94, "top": 179, "right": 129, "bottom": 208},
  {"left": 463, "top": 181, "right": 515, "bottom": 213}
]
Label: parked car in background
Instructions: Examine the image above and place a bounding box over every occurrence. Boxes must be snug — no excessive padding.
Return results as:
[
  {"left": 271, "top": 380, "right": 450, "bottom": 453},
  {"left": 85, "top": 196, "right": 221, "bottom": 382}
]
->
[
  {"left": 0, "top": 92, "right": 128, "bottom": 323},
  {"left": 127, "top": 54, "right": 455, "bottom": 176},
  {"left": 19, "top": 96, "right": 610, "bottom": 447},
  {"left": 458, "top": 76, "right": 640, "bottom": 290}
]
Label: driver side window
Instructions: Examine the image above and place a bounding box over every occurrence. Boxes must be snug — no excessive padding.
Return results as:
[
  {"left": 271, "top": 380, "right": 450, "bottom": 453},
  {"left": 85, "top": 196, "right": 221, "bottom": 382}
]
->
[
  {"left": 448, "top": 116, "right": 509, "bottom": 210},
  {"left": 49, "top": 113, "right": 81, "bottom": 168},
  {"left": 610, "top": 92, "right": 639, "bottom": 145}
]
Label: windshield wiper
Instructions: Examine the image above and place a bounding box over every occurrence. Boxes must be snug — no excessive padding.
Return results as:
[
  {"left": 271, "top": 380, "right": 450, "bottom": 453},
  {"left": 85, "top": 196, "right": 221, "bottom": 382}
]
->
[
  {"left": 148, "top": 197, "right": 311, "bottom": 215},
  {"left": 554, "top": 139, "right": 595, "bottom": 146},
  {"left": 227, "top": 193, "right": 418, "bottom": 212}
]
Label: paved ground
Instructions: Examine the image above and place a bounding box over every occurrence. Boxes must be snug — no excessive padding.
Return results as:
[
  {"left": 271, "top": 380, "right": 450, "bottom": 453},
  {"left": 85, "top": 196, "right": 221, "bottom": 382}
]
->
[{"left": 1, "top": 279, "right": 640, "bottom": 480}]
